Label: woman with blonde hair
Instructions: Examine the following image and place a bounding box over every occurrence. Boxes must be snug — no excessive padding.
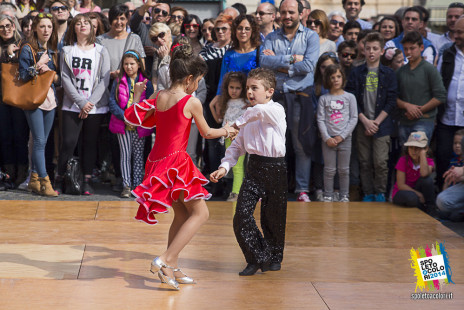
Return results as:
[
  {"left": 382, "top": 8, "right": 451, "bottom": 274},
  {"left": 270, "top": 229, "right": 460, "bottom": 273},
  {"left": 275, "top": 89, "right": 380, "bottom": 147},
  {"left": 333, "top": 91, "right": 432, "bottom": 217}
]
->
[
  {"left": 149, "top": 22, "right": 172, "bottom": 89},
  {"left": 307, "top": 9, "right": 336, "bottom": 56}
]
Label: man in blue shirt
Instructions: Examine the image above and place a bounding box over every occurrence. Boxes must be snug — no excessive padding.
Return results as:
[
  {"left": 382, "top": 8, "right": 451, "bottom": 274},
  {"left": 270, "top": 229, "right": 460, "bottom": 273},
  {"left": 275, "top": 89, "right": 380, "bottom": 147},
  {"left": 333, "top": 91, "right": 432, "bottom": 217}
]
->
[
  {"left": 261, "top": 0, "right": 319, "bottom": 202},
  {"left": 342, "top": 0, "right": 372, "bottom": 30}
]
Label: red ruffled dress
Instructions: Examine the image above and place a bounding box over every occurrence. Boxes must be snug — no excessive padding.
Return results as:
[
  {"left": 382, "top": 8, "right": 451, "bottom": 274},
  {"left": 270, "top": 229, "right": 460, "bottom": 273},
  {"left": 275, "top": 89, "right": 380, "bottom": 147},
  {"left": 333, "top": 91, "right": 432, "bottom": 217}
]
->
[{"left": 124, "top": 94, "right": 211, "bottom": 225}]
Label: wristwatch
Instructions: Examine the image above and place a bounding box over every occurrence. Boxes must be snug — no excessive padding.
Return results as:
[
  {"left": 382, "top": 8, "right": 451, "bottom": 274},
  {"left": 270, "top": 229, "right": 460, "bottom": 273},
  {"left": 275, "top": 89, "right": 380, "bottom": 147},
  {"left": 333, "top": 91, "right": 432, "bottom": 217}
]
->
[
  {"left": 8, "top": 53, "right": 14, "bottom": 59},
  {"left": 289, "top": 54, "right": 295, "bottom": 64}
]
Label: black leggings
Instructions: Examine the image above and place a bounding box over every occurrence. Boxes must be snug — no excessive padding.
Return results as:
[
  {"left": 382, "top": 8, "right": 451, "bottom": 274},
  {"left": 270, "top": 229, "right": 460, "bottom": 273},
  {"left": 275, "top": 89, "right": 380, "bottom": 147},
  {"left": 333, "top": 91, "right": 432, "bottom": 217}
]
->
[{"left": 58, "top": 110, "right": 105, "bottom": 176}]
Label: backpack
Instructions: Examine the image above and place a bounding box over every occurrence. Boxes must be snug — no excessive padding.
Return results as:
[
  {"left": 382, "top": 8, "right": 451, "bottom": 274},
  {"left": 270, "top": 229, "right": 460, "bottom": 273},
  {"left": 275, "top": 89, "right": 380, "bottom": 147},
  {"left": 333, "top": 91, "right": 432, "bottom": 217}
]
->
[{"left": 64, "top": 157, "right": 83, "bottom": 195}]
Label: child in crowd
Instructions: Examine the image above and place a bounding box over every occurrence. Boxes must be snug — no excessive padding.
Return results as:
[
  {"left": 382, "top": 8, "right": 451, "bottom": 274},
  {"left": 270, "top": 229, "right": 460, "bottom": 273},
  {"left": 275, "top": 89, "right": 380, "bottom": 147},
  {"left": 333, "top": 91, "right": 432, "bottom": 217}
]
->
[
  {"left": 211, "top": 71, "right": 248, "bottom": 201},
  {"left": 317, "top": 64, "right": 358, "bottom": 202},
  {"left": 345, "top": 32, "right": 398, "bottom": 202},
  {"left": 210, "top": 68, "right": 287, "bottom": 276},
  {"left": 109, "top": 50, "right": 154, "bottom": 198},
  {"left": 443, "top": 129, "right": 464, "bottom": 190},
  {"left": 337, "top": 40, "right": 357, "bottom": 78},
  {"left": 392, "top": 131, "right": 436, "bottom": 211},
  {"left": 352, "top": 29, "right": 373, "bottom": 67},
  {"left": 312, "top": 52, "right": 340, "bottom": 201},
  {"left": 380, "top": 47, "right": 404, "bottom": 71}
]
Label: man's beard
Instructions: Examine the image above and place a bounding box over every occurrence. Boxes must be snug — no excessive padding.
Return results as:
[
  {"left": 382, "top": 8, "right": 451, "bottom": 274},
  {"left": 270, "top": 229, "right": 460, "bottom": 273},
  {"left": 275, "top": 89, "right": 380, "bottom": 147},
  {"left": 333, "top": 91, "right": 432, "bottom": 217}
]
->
[{"left": 57, "top": 19, "right": 67, "bottom": 25}]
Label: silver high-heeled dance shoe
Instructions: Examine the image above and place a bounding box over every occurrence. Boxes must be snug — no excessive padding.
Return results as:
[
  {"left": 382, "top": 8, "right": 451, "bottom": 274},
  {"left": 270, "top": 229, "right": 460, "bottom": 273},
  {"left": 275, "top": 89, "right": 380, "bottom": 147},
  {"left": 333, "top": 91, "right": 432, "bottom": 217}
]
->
[
  {"left": 150, "top": 257, "right": 180, "bottom": 290},
  {"left": 158, "top": 268, "right": 196, "bottom": 284}
]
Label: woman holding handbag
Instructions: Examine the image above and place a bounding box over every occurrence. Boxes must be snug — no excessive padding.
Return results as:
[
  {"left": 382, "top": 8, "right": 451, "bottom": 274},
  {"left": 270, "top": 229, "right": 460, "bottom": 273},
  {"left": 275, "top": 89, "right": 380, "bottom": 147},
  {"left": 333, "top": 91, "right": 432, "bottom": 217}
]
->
[
  {"left": 18, "top": 13, "right": 59, "bottom": 197},
  {"left": 0, "top": 14, "right": 29, "bottom": 189},
  {"left": 56, "top": 14, "right": 110, "bottom": 195}
]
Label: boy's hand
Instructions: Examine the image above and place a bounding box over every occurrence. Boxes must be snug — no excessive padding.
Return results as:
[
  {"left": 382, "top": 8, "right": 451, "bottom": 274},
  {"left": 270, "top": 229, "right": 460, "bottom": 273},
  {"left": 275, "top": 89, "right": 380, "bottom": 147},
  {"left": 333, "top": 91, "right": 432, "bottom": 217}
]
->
[
  {"left": 210, "top": 168, "right": 226, "bottom": 182},
  {"left": 404, "top": 103, "right": 423, "bottom": 120},
  {"left": 363, "top": 119, "right": 379, "bottom": 136}
]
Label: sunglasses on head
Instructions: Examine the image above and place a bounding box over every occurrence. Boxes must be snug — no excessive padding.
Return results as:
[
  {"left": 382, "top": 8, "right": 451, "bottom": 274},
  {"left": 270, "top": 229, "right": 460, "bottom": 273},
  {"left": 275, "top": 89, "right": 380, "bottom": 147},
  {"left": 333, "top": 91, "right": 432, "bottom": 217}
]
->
[
  {"left": 184, "top": 23, "right": 199, "bottom": 29},
  {"left": 307, "top": 19, "right": 322, "bottom": 27},
  {"left": 321, "top": 51, "right": 339, "bottom": 61},
  {"left": 330, "top": 19, "right": 345, "bottom": 27},
  {"left": 341, "top": 52, "right": 356, "bottom": 59},
  {"left": 151, "top": 32, "right": 166, "bottom": 43},
  {"left": 51, "top": 5, "right": 68, "bottom": 12},
  {"left": 154, "top": 8, "right": 169, "bottom": 17},
  {"left": 38, "top": 13, "right": 53, "bottom": 19}
]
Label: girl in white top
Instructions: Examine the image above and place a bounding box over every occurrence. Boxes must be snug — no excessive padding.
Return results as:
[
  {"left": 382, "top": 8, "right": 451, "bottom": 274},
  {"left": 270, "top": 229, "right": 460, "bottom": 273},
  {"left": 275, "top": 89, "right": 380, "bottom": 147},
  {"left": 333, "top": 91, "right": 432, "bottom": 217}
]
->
[{"left": 211, "top": 71, "right": 248, "bottom": 201}]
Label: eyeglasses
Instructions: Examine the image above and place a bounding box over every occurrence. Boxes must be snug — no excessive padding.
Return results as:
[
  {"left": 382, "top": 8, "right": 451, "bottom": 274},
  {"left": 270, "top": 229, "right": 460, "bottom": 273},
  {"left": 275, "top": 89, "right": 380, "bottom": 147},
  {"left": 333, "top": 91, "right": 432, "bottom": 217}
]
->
[
  {"left": 330, "top": 19, "right": 345, "bottom": 27},
  {"left": 255, "top": 11, "right": 273, "bottom": 16},
  {"left": 172, "top": 15, "right": 184, "bottom": 21},
  {"left": 153, "top": 8, "right": 169, "bottom": 17},
  {"left": 184, "top": 24, "right": 199, "bottom": 29},
  {"left": 237, "top": 26, "right": 251, "bottom": 32},
  {"left": 307, "top": 19, "right": 322, "bottom": 27},
  {"left": 151, "top": 32, "right": 166, "bottom": 43},
  {"left": 215, "top": 27, "right": 229, "bottom": 32},
  {"left": 202, "top": 26, "right": 214, "bottom": 33},
  {"left": 38, "top": 13, "right": 53, "bottom": 19},
  {"left": 0, "top": 23, "right": 12, "bottom": 31},
  {"left": 340, "top": 52, "right": 356, "bottom": 59},
  {"left": 51, "top": 5, "right": 68, "bottom": 12}
]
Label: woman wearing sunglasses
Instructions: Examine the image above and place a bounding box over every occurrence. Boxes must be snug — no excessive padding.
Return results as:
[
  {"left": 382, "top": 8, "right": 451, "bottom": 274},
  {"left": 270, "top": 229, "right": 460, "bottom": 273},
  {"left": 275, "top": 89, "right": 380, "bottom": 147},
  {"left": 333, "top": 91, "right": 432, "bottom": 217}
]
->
[
  {"left": 307, "top": 9, "right": 336, "bottom": 56},
  {"left": 181, "top": 14, "right": 203, "bottom": 55},
  {"left": 18, "top": 13, "right": 59, "bottom": 196},
  {"left": 0, "top": 14, "right": 29, "bottom": 190},
  {"left": 327, "top": 11, "right": 347, "bottom": 47},
  {"left": 148, "top": 22, "right": 172, "bottom": 89}
]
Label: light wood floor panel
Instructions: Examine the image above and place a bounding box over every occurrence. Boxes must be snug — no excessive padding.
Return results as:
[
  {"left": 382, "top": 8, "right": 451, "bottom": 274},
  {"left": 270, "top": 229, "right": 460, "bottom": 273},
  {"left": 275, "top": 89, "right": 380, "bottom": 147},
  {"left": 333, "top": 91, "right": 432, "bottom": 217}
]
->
[{"left": 0, "top": 200, "right": 462, "bottom": 309}]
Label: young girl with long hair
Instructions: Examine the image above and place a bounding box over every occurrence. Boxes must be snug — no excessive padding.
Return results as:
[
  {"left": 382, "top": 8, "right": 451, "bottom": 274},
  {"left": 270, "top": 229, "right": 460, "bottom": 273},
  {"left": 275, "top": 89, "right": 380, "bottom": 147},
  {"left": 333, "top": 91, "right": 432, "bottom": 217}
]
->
[
  {"left": 18, "top": 13, "right": 59, "bottom": 196},
  {"left": 57, "top": 14, "right": 110, "bottom": 195},
  {"left": 109, "top": 50, "right": 154, "bottom": 198},
  {"left": 317, "top": 64, "right": 358, "bottom": 202},
  {"left": 211, "top": 71, "right": 248, "bottom": 201},
  {"left": 125, "top": 43, "right": 237, "bottom": 290}
]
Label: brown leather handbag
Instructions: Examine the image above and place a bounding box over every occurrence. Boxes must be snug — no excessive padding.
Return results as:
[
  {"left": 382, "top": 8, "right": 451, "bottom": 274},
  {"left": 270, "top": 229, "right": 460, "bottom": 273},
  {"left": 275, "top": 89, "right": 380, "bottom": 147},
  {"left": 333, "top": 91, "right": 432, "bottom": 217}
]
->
[{"left": 1, "top": 44, "right": 55, "bottom": 110}]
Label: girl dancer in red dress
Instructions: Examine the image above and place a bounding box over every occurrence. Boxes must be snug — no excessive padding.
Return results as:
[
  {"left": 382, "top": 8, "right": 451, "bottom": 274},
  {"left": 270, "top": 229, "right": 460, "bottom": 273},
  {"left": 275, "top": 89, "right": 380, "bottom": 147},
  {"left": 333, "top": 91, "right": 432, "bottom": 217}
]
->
[{"left": 124, "top": 44, "right": 237, "bottom": 290}]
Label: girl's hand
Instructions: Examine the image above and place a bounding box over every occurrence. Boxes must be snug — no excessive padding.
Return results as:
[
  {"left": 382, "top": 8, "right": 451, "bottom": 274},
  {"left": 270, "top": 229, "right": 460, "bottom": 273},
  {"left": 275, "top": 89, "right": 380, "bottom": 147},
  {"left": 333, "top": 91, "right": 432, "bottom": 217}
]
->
[
  {"left": 124, "top": 120, "right": 135, "bottom": 129},
  {"left": 326, "top": 138, "right": 337, "bottom": 148},
  {"left": 134, "top": 79, "right": 148, "bottom": 96},
  {"left": 420, "top": 148, "right": 428, "bottom": 157},
  {"left": 210, "top": 168, "right": 227, "bottom": 182},
  {"left": 223, "top": 123, "right": 238, "bottom": 140},
  {"left": 37, "top": 52, "right": 50, "bottom": 67},
  {"left": 79, "top": 102, "right": 94, "bottom": 119}
]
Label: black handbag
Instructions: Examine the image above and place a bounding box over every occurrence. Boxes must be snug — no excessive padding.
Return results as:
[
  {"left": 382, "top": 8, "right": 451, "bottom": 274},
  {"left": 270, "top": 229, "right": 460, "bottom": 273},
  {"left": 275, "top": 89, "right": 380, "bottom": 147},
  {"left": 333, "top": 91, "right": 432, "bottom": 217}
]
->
[{"left": 64, "top": 157, "right": 83, "bottom": 195}]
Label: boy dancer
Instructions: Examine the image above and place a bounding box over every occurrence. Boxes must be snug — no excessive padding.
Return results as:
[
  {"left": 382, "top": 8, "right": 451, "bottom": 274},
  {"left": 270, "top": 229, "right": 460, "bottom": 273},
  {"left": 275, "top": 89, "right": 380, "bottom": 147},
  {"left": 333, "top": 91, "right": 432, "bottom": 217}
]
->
[
  {"left": 346, "top": 32, "right": 398, "bottom": 202},
  {"left": 210, "top": 68, "right": 287, "bottom": 276}
]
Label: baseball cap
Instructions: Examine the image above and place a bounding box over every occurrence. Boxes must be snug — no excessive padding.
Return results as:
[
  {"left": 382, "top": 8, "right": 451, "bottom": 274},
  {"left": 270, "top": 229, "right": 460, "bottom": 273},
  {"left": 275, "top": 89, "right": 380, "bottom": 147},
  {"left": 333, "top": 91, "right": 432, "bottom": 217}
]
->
[{"left": 404, "top": 131, "right": 428, "bottom": 148}]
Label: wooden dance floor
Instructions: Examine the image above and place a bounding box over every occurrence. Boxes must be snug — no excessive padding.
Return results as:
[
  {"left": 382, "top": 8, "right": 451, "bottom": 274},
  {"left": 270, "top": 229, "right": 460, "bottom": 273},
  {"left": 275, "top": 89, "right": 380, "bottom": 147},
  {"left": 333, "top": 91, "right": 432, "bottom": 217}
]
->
[{"left": 0, "top": 200, "right": 463, "bottom": 309}]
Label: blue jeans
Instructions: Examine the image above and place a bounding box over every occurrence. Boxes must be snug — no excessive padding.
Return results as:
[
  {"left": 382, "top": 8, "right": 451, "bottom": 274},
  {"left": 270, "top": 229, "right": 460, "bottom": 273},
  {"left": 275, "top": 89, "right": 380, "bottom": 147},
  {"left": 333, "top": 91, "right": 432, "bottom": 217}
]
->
[
  {"left": 24, "top": 108, "right": 55, "bottom": 177},
  {"left": 290, "top": 99, "right": 311, "bottom": 193},
  {"left": 436, "top": 182, "right": 464, "bottom": 220},
  {"left": 398, "top": 119, "right": 435, "bottom": 146}
]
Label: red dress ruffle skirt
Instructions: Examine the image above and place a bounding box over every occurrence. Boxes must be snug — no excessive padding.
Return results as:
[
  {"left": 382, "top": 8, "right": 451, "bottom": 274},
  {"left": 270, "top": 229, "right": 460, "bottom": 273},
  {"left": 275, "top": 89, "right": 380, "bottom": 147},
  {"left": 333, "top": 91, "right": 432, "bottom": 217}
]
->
[{"left": 124, "top": 96, "right": 211, "bottom": 225}]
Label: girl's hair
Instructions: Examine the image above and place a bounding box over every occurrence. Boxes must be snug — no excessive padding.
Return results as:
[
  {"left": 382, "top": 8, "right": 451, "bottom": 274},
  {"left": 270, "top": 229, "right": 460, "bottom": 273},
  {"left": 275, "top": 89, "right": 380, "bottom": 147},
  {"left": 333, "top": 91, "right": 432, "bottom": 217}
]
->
[
  {"left": 379, "top": 16, "right": 400, "bottom": 39},
  {"left": 380, "top": 47, "right": 402, "bottom": 67},
  {"left": 20, "top": 14, "right": 34, "bottom": 31},
  {"left": 314, "top": 52, "right": 339, "bottom": 96},
  {"left": 322, "top": 63, "right": 345, "bottom": 90},
  {"left": 172, "top": 33, "right": 190, "bottom": 49},
  {"left": 181, "top": 14, "right": 202, "bottom": 41},
  {"left": 116, "top": 49, "right": 147, "bottom": 101},
  {"left": 218, "top": 71, "right": 247, "bottom": 118},
  {"left": 86, "top": 12, "right": 105, "bottom": 36},
  {"left": 169, "top": 43, "right": 208, "bottom": 86},
  {"left": 29, "top": 13, "right": 58, "bottom": 57},
  {"left": 169, "top": 22, "right": 181, "bottom": 36},
  {"left": 308, "top": 9, "right": 330, "bottom": 39},
  {"left": 231, "top": 14, "right": 261, "bottom": 49},
  {"left": 64, "top": 14, "right": 96, "bottom": 46}
]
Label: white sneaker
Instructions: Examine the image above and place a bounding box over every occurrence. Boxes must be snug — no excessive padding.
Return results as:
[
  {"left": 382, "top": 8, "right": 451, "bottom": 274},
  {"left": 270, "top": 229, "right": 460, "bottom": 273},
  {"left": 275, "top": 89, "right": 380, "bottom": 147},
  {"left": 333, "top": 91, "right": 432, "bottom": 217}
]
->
[
  {"left": 339, "top": 195, "right": 349, "bottom": 202},
  {"left": 323, "top": 196, "right": 333, "bottom": 202},
  {"left": 297, "top": 192, "right": 311, "bottom": 202},
  {"left": 333, "top": 191, "right": 340, "bottom": 202},
  {"left": 315, "top": 189, "right": 324, "bottom": 201}
]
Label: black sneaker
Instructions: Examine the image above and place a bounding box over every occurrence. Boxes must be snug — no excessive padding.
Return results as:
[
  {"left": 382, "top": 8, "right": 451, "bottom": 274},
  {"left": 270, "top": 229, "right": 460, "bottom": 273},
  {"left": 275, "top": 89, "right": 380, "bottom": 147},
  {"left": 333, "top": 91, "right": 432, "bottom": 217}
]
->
[{"left": 82, "top": 181, "right": 94, "bottom": 195}]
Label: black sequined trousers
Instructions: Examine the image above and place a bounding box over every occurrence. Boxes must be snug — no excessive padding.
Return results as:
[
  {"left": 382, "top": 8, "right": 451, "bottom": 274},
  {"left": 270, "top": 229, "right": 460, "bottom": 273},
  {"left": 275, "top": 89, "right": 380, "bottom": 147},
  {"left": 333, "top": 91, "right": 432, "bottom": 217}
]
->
[{"left": 233, "top": 154, "right": 288, "bottom": 265}]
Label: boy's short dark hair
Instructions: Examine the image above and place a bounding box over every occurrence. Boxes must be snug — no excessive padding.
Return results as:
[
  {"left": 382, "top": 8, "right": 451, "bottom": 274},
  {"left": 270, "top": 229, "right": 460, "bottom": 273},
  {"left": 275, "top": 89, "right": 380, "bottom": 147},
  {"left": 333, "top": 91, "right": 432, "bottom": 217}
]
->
[
  {"left": 322, "top": 64, "right": 346, "bottom": 90},
  {"left": 337, "top": 39, "right": 357, "bottom": 53},
  {"left": 455, "top": 129, "right": 464, "bottom": 137},
  {"left": 248, "top": 68, "right": 276, "bottom": 90},
  {"left": 342, "top": 0, "right": 365, "bottom": 6},
  {"left": 343, "top": 20, "right": 361, "bottom": 35},
  {"left": 403, "top": 6, "right": 423, "bottom": 21},
  {"left": 364, "top": 31, "right": 385, "bottom": 49},
  {"left": 356, "top": 29, "right": 373, "bottom": 43},
  {"left": 401, "top": 30, "right": 423, "bottom": 46}
]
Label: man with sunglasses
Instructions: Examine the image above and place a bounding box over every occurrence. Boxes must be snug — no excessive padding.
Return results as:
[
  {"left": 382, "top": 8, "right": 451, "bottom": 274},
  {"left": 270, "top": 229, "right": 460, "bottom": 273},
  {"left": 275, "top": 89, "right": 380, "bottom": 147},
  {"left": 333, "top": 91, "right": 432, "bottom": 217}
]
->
[
  {"left": 255, "top": 2, "right": 276, "bottom": 41},
  {"left": 342, "top": 0, "right": 372, "bottom": 30},
  {"left": 130, "top": 0, "right": 171, "bottom": 80},
  {"left": 327, "top": 11, "right": 347, "bottom": 47},
  {"left": 49, "top": 0, "right": 70, "bottom": 52},
  {"left": 261, "top": 0, "right": 319, "bottom": 203}
]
